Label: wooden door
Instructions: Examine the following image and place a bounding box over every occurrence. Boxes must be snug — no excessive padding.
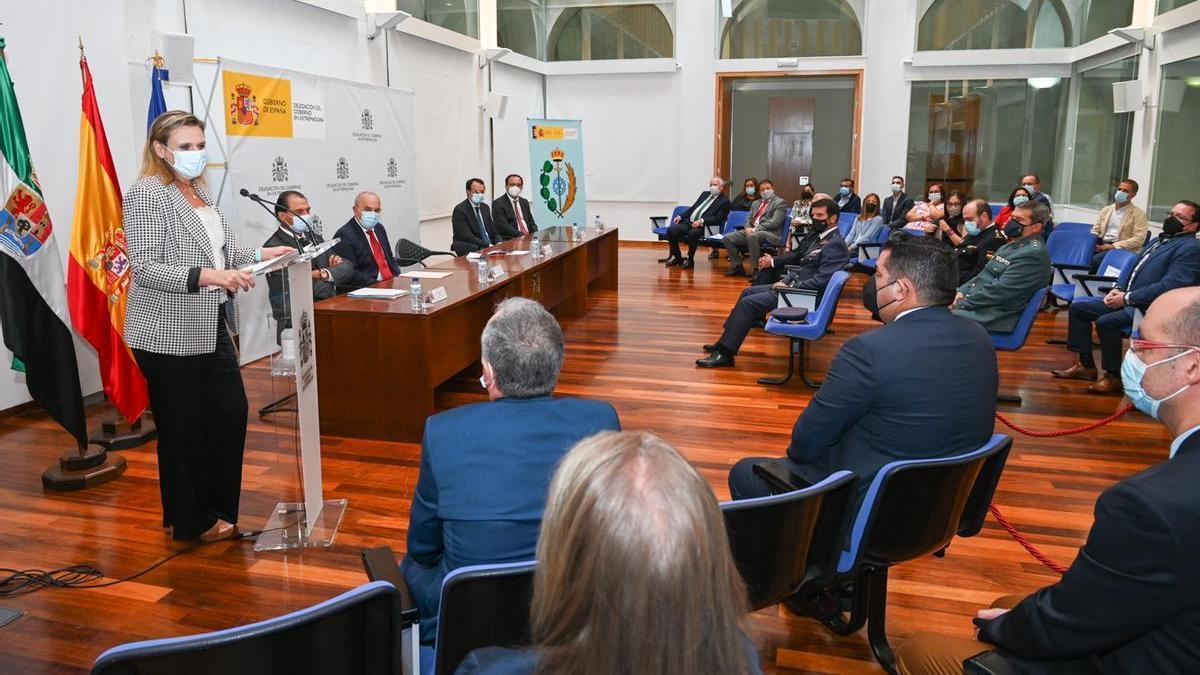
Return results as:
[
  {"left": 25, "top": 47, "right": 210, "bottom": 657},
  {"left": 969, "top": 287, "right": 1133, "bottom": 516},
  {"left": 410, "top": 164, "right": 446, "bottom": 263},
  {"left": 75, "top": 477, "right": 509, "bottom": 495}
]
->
[{"left": 767, "top": 97, "right": 814, "bottom": 203}]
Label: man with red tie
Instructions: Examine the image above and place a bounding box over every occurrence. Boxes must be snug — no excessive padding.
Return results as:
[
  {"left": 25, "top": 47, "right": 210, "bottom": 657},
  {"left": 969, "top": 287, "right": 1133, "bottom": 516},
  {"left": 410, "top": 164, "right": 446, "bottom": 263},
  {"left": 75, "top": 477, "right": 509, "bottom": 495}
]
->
[
  {"left": 333, "top": 191, "right": 403, "bottom": 289},
  {"left": 492, "top": 174, "right": 538, "bottom": 240}
]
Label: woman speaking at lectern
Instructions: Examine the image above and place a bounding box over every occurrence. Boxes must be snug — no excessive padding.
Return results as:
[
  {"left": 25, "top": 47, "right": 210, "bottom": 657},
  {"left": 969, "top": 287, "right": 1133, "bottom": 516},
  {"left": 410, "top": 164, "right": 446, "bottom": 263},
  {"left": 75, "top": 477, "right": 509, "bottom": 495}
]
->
[{"left": 124, "top": 111, "right": 292, "bottom": 542}]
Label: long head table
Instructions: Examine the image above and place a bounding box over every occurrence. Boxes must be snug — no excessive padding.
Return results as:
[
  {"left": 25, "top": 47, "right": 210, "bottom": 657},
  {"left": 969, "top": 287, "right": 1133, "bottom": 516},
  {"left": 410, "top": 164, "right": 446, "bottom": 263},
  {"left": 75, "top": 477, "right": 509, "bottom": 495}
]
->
[{"left": 314, "top": 225, "right": 618, "bottom": 442}]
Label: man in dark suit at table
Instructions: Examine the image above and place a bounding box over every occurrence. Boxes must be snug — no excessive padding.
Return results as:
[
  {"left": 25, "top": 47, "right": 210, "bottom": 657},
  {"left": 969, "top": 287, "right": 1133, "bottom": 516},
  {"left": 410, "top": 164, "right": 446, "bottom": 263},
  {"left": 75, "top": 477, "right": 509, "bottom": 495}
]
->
[
  {"left": 664, "top": 175, "right": 732, "bottom": 269},
  {"left": 883, "top": 175, "right": 915, "bottom": 230},
  {"left": 898, "top": 287, "right": 1200, "bottom": 675},
  {"left": 1052, "top": 200, "right": 1200, "bottom": 394},
  {"left": 726, "top": 233, "right": 997, "bottom": 507},
  {"left": 492, "top": 173, "right": 538, "bottom": 240},
  {"left": 263, "top": 190, "right": 352, "bottom": 339},
  {"left": 401, "top": 297, "right": 621, "bottom": 645},
  {"left": 331, "top": 190, "right": 402, "bottom": 289},
  {"left": 696, "top": 199, "right": 849, "bottom": 369},
  {"left": 452, "top": 177, "right": 501, "bottom": 256}
]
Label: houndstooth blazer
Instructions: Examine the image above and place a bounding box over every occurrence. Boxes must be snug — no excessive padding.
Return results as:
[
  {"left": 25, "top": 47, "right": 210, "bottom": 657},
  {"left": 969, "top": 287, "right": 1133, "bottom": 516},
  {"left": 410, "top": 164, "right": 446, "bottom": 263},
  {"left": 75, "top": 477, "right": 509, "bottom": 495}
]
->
[{"left": 123, "top": 177, "right": 257, "bottom": 356}]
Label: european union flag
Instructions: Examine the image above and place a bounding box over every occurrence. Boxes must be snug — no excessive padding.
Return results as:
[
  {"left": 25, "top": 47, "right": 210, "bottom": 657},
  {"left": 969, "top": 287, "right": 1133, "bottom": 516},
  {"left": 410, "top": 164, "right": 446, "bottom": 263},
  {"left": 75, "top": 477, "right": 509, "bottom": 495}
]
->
[{"left": 146, "top": 66, "right": 168, "bottom": 132}]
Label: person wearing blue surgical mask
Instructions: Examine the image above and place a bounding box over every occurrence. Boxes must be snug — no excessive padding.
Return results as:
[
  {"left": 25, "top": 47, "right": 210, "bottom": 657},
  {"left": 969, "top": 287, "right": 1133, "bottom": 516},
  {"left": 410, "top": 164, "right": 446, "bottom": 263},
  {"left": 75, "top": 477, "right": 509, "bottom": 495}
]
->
[
  {"left": 1090, "top": 178, "right": 1149, "bottom": 272},
  {"left": 331, "top": 190, "right": 402, "bottom": 288},
  {"left": 899, "top": 285, "right": 1200, "bottom": 675},
  {"left": 263, "top": 190, "right": 352, "bottom": 339},
  {"left": 450, "top": 177, "right": 500, "bottom": 256},
  {"left": 836, "top": 177, "right": 862, "bottom": 214}
]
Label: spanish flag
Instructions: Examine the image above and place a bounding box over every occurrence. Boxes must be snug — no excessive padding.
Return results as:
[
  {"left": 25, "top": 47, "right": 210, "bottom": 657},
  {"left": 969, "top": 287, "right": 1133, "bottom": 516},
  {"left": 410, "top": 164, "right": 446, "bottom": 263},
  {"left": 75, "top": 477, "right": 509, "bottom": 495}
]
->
[{"left": 67, "top": 55, "right": 148, "bottom": 423}]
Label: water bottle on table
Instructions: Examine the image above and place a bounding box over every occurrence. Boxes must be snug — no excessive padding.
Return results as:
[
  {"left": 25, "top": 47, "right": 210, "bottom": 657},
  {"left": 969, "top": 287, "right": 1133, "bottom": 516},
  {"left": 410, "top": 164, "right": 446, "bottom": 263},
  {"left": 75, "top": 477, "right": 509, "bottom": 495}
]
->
[
  {"left": 476, "top": 257, "right": 490, "bottom": 284},
  {"left": 573, "top": 222, "right": 583, "bottom": 241},
  {"left": 531, "top": 232, "right": 541, "bottom": 258},
  {"left": 410, "top": 277, "right": 423, "bottom": 311},
  {"left": 594, "top": 214, "right": 604, "bottom": 232}
]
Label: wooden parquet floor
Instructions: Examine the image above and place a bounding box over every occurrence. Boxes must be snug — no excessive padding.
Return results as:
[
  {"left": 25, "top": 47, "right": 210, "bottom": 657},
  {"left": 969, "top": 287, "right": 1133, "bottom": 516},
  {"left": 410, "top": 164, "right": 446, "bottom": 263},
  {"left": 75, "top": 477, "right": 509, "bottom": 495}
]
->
[{"left": 0, "top": 243, "right": 1169, "bottom": 674}]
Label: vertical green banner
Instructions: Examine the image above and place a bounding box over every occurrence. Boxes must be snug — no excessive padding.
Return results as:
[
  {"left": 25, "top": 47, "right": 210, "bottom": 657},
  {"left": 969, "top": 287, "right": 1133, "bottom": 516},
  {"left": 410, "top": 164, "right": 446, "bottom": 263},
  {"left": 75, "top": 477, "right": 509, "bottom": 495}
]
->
[{"left": 527, "top": 119, "right": 587, "bottom": 226}]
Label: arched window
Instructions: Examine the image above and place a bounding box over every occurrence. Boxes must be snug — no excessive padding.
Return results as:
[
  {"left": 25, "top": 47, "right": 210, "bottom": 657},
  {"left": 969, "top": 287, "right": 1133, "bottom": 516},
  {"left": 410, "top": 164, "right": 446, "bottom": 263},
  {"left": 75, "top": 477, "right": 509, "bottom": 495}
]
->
[
  {"left": 719, "top": 0, "right": 863, "bottom": 59},
  {"left": 547, "top": 4, "right": 674, "bottom": 61},
  {"left": 917, "top": 0, "right": 1133, "bottom": 51}
]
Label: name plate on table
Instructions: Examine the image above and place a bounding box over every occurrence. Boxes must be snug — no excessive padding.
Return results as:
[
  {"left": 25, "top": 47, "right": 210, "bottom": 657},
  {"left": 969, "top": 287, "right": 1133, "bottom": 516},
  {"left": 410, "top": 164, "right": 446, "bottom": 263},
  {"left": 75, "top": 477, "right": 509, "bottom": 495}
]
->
[
  {"left": 489, "top": 265, "right": 508, "bottom": 280},
  {"left": 427, "top": 287, "right": 449, "bottom": 304},
  {"left": 542, "top": 244, "right": 553, "bottom": 256}
]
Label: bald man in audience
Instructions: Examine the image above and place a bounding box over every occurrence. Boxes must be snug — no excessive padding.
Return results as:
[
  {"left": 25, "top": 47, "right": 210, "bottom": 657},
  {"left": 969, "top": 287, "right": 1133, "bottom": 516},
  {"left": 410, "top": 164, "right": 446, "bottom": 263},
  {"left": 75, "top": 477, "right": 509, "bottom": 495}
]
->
[{"left": 898, "top": 286, "right": 1200, "bottom": 674}]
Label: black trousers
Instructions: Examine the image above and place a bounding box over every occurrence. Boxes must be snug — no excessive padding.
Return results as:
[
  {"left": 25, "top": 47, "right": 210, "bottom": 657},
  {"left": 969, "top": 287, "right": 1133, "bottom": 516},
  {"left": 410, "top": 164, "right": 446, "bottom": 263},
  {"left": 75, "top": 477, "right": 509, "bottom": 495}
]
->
[
  {"left": 666, "top": 220, "right": 705, "bottom": 260},
  {"left": 134, "top": 314, "right": 248, "bottom": 540},
  {"left": 717, "top": 285, "right": 778, "bottom": 354},
  {"left": 1067, "top": 300, "right": 1134, "bottom": 375}
]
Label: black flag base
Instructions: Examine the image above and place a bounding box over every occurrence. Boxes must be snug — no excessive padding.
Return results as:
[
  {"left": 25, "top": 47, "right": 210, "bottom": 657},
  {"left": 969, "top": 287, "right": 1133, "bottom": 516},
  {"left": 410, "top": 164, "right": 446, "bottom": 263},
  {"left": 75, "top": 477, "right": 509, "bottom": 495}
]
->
[
  {"left": 91, "top": 411, "right": 157, "bottom": 450},
  {"left": 42, "top": 444, "right": 127, "bottom": 491}
]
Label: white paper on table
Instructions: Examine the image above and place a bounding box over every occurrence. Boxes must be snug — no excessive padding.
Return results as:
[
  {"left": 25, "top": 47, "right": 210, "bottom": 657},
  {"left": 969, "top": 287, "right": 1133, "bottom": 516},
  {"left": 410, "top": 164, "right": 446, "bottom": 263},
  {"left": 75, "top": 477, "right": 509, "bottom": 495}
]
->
[
  {"left": 506, "top": 250, "right": 531, "bottom": 256},
  {"left": 406, "top": 271, "right": 454, "bottom": 279},
  {"left": 466, "top": 252, "right": 482, "bottom": 260},
  {"left": 348, "top": 288, "right": 409, "bottom": 299}
]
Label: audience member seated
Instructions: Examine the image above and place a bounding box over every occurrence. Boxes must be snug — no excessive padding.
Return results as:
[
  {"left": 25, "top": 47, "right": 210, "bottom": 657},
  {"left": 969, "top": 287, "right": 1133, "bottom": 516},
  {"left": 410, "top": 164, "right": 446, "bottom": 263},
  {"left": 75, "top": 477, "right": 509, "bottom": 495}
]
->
[
  {"left": 884, "top": 175, "right": 916, "bottom": 230},
  {"left": 952, "top": 201, "right": 1052, "bottom": 332},
  {"left": 665, "top": 176, "right": 731, "bottom": 270},
  {"left": 994, "top": 186, "right": 1030, "bottom": 227},
  {"left": 935, "top": 190, "right": 967, "bottom": 246},
  {"left": 450, "top": 177, "right": 501, "bottom": 256},
  {"left": 457, "top": 431, "right": 762, "bottom": 675},
  {"left": 905, "top": 182, "right": 945, "bottom": 233},
  {"left": 730, "top": 177, "right": 760, "bottom": 212},
  {"left": 791, "top": 186, "right": 816, "bottom": 231},
  {"left": 726, "top": 233, "right": 997, "bottom": 507},
  {"left": 491, "top": 173, "right": 538, "bottom": 239},
  {"left": 331, "top": 190, "right": 402, "bottom": 289},
  {"left": 1021, "top": 173, "right": 1055, "bottom": 238},
  {"left": 723, "top": 179, "right": 788, "bottom": 277},
  {"left": 897, "top": 287, "right": 1200, "bottom": 675},
  {"left": 836, "top": 177, "right": 862, "bottom": 214},
  {"left": 845, "top": 193, "right": 883, "bottom": 256},
  {"left": 1090, "top": 178, "right": 1148, "bottom": 271},
  {"left": 263, "top": 190, "right": 352, "bottom": 340},
  {"left": 400, "top": 298, "right": 621, "bottom": 645},
  {"left": 1052, "top": 200, "right": 1200, "bottom": 394},
  {"left": 696, "top": 200, "right": 849, "bottom": 369},
  {"left": 952, "top": 200, "right": 1005, "bottom": 285}
]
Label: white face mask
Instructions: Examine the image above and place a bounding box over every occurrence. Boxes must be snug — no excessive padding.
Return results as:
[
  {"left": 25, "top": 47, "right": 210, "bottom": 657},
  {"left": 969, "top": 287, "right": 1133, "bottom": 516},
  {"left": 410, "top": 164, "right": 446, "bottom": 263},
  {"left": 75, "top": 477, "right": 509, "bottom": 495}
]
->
[
  {"left": 507, "top": 185, "right": 522, "bottom": 199},
  {"left": 359, "top": 211, "right": 380, "bottom": 229},
  {"left": 1023, "top": 183, "right": 1037, "bottom": 194},
  {"left": 164, "top": 146, "right": 207, "bottom": 179},
  {"left": 470, "top": 192, "right": 486, "bottom": 205},
  {"left": 745, "top": 186, "right": 756, "bottom": 196},
  {"left": 762, "top": 189, "right": 775, "bottom": 200}
]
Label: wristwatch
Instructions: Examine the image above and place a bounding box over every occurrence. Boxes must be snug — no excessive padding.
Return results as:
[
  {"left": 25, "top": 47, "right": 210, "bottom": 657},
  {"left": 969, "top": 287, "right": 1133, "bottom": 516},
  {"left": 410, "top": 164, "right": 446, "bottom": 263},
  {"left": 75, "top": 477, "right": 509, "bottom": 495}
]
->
[{"left": 319, "top": 269, "right": 332, "bottom": 282}]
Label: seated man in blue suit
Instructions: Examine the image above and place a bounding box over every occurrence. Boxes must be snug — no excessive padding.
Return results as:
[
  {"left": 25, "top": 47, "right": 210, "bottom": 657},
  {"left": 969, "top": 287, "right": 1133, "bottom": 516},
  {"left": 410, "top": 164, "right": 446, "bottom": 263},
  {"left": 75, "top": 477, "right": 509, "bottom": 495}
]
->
[
  {"left": 401, "top": 297, "right": 621, "bottom": 645},
  {"left": 451, "top": 178, "right": 502, "bottom": 256},
  {"left": 664, "top": 176, "right": 731, "bottom": 269},
  {"left": 331, "top": 191, "right": 403, "bottom": 289},
  {"left": 696, "top": 199, "right": 850, "bottom": 369},
  {"left": 1053, "top": 199, "right": 1200, "bottom": 394},
  {"left": 727, "top": 233, "right": 997, "bottom": 508}
]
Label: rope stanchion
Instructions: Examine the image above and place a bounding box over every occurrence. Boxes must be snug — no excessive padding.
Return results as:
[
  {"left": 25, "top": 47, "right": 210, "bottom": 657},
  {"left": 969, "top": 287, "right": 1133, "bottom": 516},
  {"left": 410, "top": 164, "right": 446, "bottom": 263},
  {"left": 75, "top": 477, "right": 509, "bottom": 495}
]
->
[
  {"left": 985, "top": 403, "right": 1136, "bottom": 574},
  {"left": 995, "top": 403, "right": 1134, "bottom": 438},
  {"left": 988, "top": 504, "right": 1068, "bottom": 575}
]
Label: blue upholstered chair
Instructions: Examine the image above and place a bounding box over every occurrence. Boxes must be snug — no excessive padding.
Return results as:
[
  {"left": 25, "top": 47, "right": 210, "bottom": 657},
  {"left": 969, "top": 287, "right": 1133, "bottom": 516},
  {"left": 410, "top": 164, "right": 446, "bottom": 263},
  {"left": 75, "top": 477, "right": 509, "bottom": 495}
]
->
[
  {"left": 759, "top": 271, "right": 852, "bottom": 386},
  {"left": 989, "top": 203, "right": 1005, "bottom": 216},
  {"left": 990, "top": 286, "right": 1049, "bottom": 405},
  {"left": 91, "top": 581, "right": 404, "bottom": 675},
  {"left": 855, "top": 226, "right": 891, "bottom": 271},
  {"left": 706, "top": 209, "right": 748, "bottom": 248},
  {"left": 1052, "top": 221, "right": 1093, "bottom": 235},
  {"left": 720, "top": 471, "right": 858, "bottom": 611},
  {"left": 1052, "top": 248, "right": 1137, "bottom": 304},
  {"left": 361, "top": 547, "right": 535, "bottom": 675},
  {"left": 650, "top": 205, "right": 689, "bottom": 240},
  {"left": 837, "top": 212, "right": 857, "bottom": 238},
  {"left": 1045, "top": 230, "right": 1099, "bottom": 307},
  {"left": 818, "top": 434, "right": 1013, "bottom": 674}
]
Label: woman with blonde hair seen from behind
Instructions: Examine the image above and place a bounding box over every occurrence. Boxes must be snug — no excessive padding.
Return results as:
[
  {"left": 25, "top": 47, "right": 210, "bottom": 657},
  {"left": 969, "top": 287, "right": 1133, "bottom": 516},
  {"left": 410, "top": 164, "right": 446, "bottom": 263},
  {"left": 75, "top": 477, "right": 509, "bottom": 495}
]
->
[
  {"left": 457, "top": 431, "right": 761, "bottom": 675},
  {"left": 124, "top": 111, "right": 293, "bottom": 542}
]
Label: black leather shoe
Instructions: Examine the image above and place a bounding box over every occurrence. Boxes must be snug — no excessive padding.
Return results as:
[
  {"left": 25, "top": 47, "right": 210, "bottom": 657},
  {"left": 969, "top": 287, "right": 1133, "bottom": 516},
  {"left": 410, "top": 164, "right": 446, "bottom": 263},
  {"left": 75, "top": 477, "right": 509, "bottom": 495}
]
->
[
  {"left": 707, "top": 250, "right": 720, "bottom": 260},
  {"left": 681, "top": 258, "right": 694, "bottom": 269},
  {"left": 657, "top": 255, "right": 670, "bottom": 263},
  {"left": 664, "top": 256, "right": 681, "bottom": 267},
  {"left": 696, "top": 352, "right": 735, "bottom": 368},
  {"left": 702, "top": 343, "right": 719, "bottom": 353},
  {"left": 724, "top": 267, "right": 745, "bottom": 277}
]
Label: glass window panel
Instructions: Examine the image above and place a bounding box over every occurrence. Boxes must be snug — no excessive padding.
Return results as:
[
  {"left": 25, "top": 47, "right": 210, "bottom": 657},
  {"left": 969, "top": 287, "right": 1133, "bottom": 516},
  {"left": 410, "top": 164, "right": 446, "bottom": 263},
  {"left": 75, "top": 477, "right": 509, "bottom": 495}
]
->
[
  {"left": 1150, "top": 57, "right": 1200, "bottom": 221},
  {"left": 1158, "top": 0, "right": 1200, "bottom": 13},
  {"left": 395, "top": 0, "right": 480, "bottom": 39},
  {"left": 906, "top": 78, "right": 1066, "bottom": 202},
  {"left": 918, "top": 0, "right": 1133, "bottom": 51},
  {"left": 498, "top": 0, "right": 546, "bottom": 60},
  {"left": 1063, "top": 56, "right": 1137, "bottom": 208},
  {"left": 548, "top": 4, "right": 674, "bottom": 62},
  {"left": 717, "top": 0, "right": 862, "bottom": 59}
]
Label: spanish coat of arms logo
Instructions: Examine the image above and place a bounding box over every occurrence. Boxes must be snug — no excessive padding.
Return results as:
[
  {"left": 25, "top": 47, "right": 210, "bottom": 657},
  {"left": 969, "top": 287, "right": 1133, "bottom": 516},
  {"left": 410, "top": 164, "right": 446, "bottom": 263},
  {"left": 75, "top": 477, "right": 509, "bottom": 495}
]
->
[
  {"left": 336, "top": 157, "right": 350, "bottom": 180},
  {"left": 229, "top": 82, "right": 260, "bottom": 126},
  {"left": 386, "top": 157, "right": 398, "bottom": 178},
  {"left": 272, "top": 156, "right": 288, "bottom": 182},
  {"left": 361, "top": 109, "right": 374, "bottom": 131}
]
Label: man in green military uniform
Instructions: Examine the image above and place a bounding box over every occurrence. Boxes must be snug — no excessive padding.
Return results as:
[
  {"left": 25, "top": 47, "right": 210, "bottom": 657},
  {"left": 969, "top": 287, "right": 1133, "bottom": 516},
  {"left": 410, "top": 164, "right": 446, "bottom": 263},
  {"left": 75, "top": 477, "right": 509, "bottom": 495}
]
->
[{"left": 952, "top": 201, "right": 1051, "bottom": 332}]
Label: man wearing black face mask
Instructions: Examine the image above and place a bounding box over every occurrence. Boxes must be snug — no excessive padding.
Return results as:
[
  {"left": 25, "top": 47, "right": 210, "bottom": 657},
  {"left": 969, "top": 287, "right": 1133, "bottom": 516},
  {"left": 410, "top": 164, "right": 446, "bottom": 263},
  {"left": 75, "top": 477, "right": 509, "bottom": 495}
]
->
[
  {"left": 726, "top": 233, "right": 996, "bottom": 510},
  {"left": 952, "top": 201, "right": 1051, "bottom": 332},
  {"left": 1052, "top": 200, "right": 1200, "bottom": 394}
]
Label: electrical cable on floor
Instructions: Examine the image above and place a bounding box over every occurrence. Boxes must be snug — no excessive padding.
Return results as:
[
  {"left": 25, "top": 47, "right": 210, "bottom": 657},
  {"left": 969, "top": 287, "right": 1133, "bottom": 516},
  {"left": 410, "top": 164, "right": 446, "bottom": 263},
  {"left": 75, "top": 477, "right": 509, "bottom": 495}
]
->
[{"left": 0, "top": 520, "right": 300, "bottom": 598}]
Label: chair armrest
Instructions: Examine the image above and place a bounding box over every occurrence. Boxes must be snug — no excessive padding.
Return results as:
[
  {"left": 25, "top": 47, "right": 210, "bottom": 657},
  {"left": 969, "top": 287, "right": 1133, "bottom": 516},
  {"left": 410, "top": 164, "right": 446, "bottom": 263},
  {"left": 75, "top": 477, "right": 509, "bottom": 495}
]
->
[
  {"left": 649, "top": 216, "right": 667, "bottom": 232},
  {"left": 361, "top": 546, "right": 420, "bottom": 624},
  {"left": 1050, "top": 261, "right": 1089, "bottom": 284},
  {"left": 963, "top": 650, "right": 1025, "bottom": 675},
  {"left": 1072, "top": 273, "right": 1116, "bottom": 284},
  {"left": 752, "top": 459, "right": 810, "bottom": 494}
]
